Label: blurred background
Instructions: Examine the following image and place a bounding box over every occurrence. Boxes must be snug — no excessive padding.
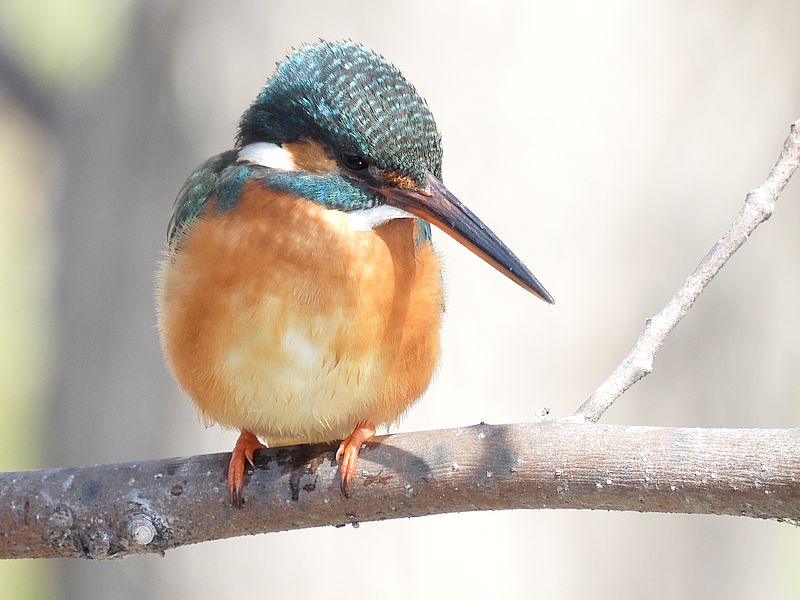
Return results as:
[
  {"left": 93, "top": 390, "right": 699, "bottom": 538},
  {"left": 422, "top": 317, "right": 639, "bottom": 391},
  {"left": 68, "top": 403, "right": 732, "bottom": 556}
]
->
[{"left": 1, "top": 1, "right": 799, "bottom": 598}]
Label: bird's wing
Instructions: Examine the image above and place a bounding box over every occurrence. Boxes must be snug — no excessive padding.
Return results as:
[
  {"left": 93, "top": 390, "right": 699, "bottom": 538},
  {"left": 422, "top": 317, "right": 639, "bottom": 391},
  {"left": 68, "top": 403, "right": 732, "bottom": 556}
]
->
[{"left": 167, "top": 150, "right": 240, "bottom": 247}]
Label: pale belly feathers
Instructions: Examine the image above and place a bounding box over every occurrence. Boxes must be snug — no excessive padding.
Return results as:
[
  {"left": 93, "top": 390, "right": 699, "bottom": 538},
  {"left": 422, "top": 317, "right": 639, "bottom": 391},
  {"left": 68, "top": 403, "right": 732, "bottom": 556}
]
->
[{"left": 156, "top": 183, "right": 443, "bottom": 445}]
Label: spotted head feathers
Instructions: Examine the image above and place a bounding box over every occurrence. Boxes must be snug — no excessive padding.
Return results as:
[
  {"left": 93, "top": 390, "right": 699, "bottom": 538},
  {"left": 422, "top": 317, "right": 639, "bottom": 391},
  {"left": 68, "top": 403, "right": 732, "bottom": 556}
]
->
[{"left": 237, "top": 40, "right": 443, "bottom": 187}]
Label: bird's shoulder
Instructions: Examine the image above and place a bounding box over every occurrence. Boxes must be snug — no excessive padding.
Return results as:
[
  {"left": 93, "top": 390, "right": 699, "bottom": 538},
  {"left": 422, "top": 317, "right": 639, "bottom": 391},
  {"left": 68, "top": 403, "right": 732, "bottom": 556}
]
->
[{"left": 167, "top": 150, "right": 275, "bottom": 246}]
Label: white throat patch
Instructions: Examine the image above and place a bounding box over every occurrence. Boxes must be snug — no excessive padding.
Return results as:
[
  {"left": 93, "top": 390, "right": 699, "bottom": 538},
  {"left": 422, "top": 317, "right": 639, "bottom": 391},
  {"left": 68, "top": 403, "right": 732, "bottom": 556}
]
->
[
  {"left": 238, "top": 142, "right": 296, "bottom": 171},
  {"left": 343, "top": 205, "right": 414, "bottom": 231}
]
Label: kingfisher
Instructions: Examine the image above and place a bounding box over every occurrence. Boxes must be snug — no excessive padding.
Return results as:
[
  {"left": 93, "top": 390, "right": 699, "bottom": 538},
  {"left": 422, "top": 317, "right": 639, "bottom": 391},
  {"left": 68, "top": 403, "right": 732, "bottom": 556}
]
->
[{"left": 157, "top": 40, "right": 553, "bottom": 506}]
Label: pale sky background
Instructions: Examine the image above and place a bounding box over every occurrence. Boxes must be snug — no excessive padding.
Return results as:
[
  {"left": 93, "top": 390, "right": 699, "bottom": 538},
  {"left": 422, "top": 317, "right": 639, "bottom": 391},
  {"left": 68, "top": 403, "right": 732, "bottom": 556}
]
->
[{"left": 1, "top": 1, "right": 799, "bottom": 598}]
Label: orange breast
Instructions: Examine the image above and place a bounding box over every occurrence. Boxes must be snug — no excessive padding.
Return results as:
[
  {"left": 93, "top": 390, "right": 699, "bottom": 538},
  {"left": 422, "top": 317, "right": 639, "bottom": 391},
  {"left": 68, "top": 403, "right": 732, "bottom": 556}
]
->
[{"left": 156, "top": 181, "right": 443, "bottom": 444}]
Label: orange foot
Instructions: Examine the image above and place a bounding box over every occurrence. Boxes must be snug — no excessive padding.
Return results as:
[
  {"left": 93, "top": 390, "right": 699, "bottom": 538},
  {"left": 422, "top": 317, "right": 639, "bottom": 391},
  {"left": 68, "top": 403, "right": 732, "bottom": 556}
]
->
[
  {"left": 228, "top": 430, "right": 267, "bottom": 508},
  {"left": 335, "top": 422, "right": 376, "bottom": 497}
]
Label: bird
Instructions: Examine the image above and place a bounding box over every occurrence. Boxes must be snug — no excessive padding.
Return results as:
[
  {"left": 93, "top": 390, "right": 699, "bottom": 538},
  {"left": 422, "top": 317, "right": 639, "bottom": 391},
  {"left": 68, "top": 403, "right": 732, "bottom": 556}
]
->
[{"left": 156, "top": 40, "right": 553, "bottom": 506}]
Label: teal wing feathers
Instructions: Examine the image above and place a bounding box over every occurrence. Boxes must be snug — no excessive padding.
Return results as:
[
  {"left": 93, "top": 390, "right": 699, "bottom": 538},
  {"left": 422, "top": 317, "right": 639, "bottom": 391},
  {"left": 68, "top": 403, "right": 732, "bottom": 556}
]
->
[{"left": 167, "top": 150, "right": 238, "bottom": 247}]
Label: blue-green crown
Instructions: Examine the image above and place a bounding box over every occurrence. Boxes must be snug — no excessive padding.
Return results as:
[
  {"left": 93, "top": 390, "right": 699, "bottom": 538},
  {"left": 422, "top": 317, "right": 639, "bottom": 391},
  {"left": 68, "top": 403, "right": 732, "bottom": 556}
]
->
[{"left": 237, "top": 40, "right": 443, "bottom": 184}]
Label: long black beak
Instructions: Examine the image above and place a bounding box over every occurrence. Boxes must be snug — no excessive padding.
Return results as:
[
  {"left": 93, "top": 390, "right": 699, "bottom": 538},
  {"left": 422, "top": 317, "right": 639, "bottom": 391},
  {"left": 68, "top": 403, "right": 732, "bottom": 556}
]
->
[{"left": 377, "top": 173, "right": 554, "bottom": 304}]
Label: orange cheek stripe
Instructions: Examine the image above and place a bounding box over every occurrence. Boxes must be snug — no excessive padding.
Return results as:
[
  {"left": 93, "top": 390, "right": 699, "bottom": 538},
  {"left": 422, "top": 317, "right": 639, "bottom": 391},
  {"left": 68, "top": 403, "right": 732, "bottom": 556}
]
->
[{"left": 284, "top": 138, "right": 338, "bottom": 173}]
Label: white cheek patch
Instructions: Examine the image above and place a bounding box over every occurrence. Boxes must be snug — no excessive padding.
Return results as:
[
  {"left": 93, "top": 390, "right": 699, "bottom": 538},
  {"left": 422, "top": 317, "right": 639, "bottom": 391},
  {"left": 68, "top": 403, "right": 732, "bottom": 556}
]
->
[
  {"left": 238, "top": 142, "right": 296, "bottom": 171},
  {"left": 343, "top": 204, "right": 414, "bottom": 231}
]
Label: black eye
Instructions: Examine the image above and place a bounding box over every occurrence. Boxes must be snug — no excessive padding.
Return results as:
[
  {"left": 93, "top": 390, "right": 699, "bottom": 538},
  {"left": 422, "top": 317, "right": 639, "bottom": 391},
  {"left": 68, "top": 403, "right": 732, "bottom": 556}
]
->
[{"left": 339, "top": 150, "right": 369, "bottom": 172}]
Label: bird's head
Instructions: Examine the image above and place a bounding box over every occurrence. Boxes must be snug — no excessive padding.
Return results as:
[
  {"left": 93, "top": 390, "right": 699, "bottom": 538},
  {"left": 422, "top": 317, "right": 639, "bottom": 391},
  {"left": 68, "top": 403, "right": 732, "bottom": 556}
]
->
[{"left": 236, "top": 40, "right": 553, "bottom": 304}]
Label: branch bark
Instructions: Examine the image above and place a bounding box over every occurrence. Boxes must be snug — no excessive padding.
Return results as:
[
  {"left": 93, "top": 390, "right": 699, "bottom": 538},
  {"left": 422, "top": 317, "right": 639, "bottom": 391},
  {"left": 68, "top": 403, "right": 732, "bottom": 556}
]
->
[
  {"left": 575, "top": 118, "right": 800, "bottom": 422},
  {"left": 2, "top": 422, "right": 799, "bottom": 559}
]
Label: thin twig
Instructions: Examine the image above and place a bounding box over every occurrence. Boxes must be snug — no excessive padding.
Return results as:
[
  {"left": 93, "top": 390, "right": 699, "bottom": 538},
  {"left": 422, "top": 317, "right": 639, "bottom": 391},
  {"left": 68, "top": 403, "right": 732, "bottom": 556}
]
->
[
  {"left": 2, "top": 422, "right": 799, "bottom": 559},
  {"left": 574, "top": 119, "right": 800, "bottom": 422}
]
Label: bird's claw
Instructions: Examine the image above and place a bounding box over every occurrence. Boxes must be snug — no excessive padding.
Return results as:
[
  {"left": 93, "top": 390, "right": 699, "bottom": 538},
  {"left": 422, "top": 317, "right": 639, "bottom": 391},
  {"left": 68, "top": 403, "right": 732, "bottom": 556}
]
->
[
  {"left": 336, "top": 423, "right": 376, "bottom": 497},
  {"left": 227, "top": 430, "right": 266, "bottom": 508}
]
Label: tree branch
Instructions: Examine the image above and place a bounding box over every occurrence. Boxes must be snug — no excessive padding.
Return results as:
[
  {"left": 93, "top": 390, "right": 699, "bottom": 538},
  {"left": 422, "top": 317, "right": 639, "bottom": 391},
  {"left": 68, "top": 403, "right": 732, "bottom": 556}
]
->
[
  {"left": 1, "top": 422, "right": 798, "bottom": 559},
  {"left": 574, "top": 118, "right": 800, "bottom": 422}
]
